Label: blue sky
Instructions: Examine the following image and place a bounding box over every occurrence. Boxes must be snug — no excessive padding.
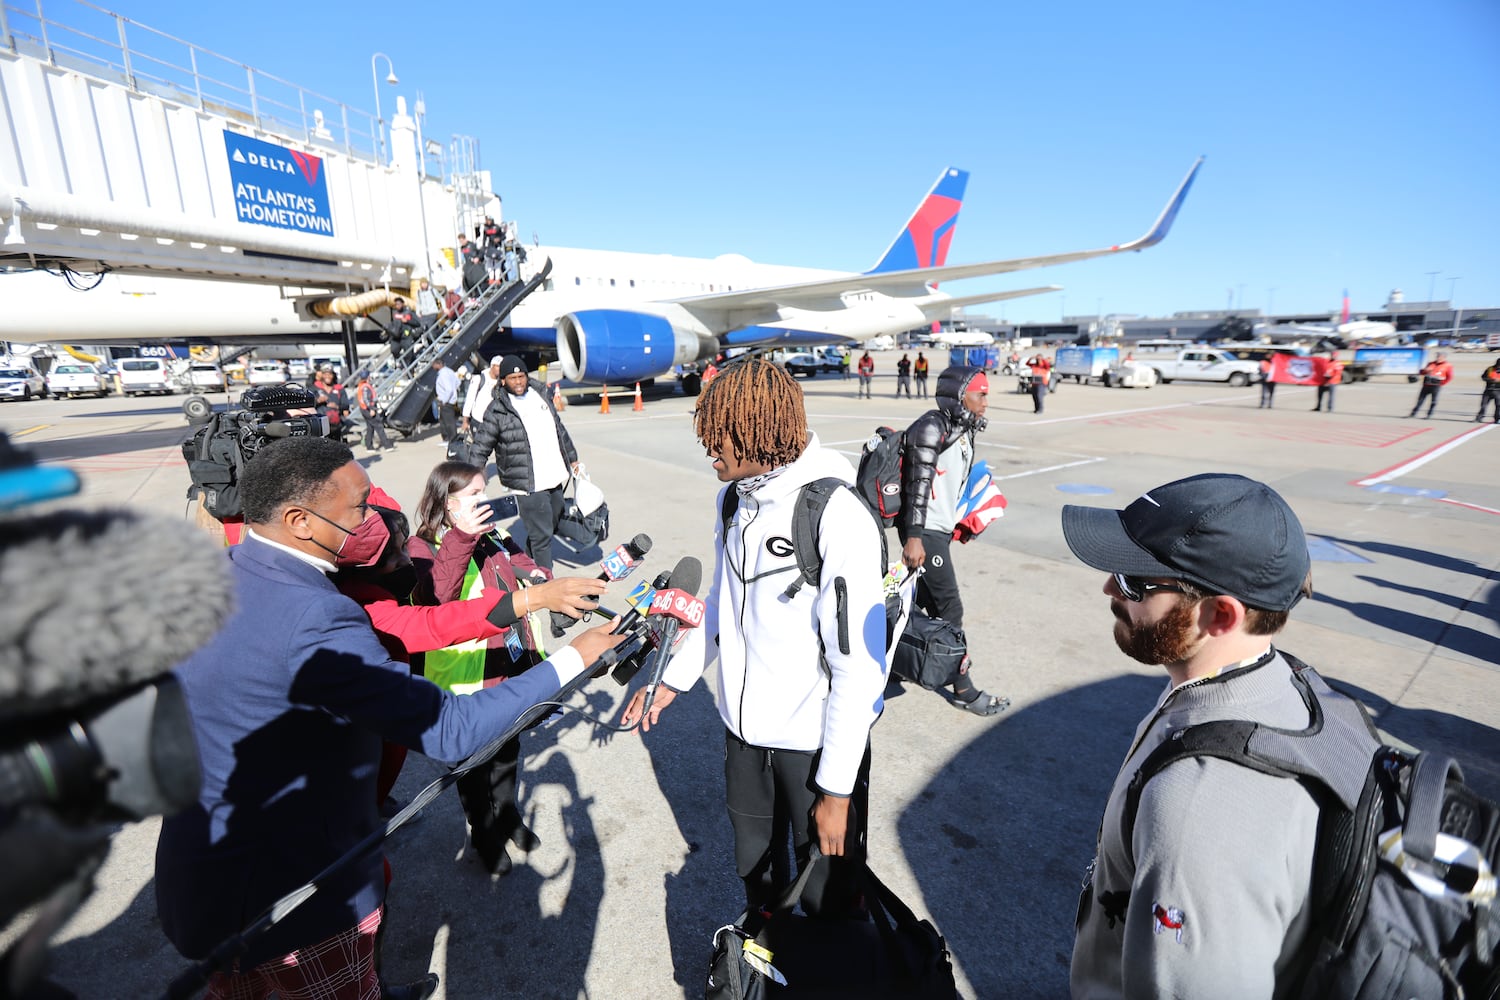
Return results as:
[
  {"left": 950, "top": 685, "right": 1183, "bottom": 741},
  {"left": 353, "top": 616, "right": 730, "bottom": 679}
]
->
[{"left": 77, "top": 0, "right": 1500, "bottom": 322}]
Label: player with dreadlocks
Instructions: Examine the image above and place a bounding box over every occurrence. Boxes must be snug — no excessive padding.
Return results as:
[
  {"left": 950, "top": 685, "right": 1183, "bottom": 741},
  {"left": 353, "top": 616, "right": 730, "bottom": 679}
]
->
[{"left": 622, "top": 358, "right": 888, "bottom": 916}]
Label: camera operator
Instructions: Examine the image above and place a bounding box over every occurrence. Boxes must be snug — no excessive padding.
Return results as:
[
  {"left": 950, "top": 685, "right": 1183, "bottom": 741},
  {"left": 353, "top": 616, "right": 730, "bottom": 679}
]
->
[
  {"left": 0, "top": 430, "right": 232, "bottom": 998},
  {"left": 154, "top": 436, "right": 624, "bottom": 1000}
]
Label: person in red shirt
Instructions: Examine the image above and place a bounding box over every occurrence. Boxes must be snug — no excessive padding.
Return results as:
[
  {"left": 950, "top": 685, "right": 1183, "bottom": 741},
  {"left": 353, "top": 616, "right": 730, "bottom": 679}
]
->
[
  {"left": 1313, "top": 351, "right": 1343, "bottom": 412},
  {"left": 1258, "top": 357, "right": 1276, "bottom": 409},
  {"left": 857, "top": 351, "right": 875, "bottom": 399},
  {"left": 1409, "top": 352, "right": 1454, "bottom": 418},
  {"left": 1026, "top": 353, "right": 1053, "bottom": 414}
]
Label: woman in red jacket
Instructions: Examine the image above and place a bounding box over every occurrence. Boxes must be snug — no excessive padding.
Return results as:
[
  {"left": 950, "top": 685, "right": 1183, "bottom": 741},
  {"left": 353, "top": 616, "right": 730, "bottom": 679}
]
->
[{"left": 407, "top": 461, "right": 605, "bottom": 875}]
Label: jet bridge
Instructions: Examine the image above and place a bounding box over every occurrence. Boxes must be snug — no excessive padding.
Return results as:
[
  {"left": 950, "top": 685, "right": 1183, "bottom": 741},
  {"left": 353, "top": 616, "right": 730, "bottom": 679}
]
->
[{"left": 0, "top": 2, "right": 491, "bottom": 294}]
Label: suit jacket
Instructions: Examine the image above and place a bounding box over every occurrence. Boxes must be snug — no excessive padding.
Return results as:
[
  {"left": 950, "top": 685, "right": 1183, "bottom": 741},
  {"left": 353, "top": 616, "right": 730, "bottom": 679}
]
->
[{"left": 155, "top": 535, "right": 581, "bottom": 965}]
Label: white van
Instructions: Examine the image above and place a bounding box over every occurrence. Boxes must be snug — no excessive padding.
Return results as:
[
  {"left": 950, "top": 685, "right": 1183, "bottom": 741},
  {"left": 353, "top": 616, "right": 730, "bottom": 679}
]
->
[{"left": 118, "top": 358, "right": 175, "bottom": 396}]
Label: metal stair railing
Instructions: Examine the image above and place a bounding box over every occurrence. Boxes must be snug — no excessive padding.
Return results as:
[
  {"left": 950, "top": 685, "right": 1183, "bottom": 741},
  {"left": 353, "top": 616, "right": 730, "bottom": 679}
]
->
[{"left": 374, "top": 255, "right": 554, "bottom": 431}]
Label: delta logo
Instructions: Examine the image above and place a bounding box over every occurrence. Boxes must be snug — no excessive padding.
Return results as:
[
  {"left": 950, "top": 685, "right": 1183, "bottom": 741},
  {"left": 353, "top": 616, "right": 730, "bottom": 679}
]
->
[{"left": 229, "top": 146, "right": 323, "bottom": 187}]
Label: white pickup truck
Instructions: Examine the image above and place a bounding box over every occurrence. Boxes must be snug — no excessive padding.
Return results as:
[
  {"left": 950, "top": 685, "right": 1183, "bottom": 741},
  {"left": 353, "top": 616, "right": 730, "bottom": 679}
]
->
[
  {"left": 46, "top": 362, "right": 111, "bottom": 398},
  {"left": 1145, "top": 348, "right": 1261, "bottom": 386}
]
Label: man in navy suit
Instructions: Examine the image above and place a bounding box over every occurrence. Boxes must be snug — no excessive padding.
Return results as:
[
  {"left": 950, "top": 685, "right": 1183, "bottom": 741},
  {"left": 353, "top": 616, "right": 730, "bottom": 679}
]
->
[{"left": 155, "top": 437, "right": 621, "bottom": 1000}]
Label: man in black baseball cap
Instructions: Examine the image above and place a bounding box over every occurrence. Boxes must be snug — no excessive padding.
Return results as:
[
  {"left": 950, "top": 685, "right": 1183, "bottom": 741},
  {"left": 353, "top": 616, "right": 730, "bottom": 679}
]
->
[{"left": 1064, "top": 473, "right": 1320, "bottom": 997}]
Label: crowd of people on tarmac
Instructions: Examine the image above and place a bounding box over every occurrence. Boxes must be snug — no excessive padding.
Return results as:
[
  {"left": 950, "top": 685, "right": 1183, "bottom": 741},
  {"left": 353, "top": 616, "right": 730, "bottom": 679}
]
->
[{"left": 143, "top": 327, "right": 1500, "bottom": 1000}]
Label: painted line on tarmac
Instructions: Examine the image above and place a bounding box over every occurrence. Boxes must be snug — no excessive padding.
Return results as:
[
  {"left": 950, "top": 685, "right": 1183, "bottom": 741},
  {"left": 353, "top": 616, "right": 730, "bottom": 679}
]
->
[
  {"left": 1354, "top": 424, "right": 1495, "bottom": 486},
  {"left": 992, "top": 456, "right": 1107, "bottom": 481},
  {"left": 1020, "top": 393, "right": 1259, "bottom": 426},
  {"left": 11, "top": 424, "right": 48, "bottom": 437},
  {"left": 1434, "top": 497, "right": 1500, "bottom": 516}
]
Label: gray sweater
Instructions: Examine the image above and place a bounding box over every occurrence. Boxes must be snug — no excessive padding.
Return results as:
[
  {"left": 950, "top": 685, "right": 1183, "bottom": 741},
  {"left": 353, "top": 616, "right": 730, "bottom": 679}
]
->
[{"left": 1071, "top": 651, "right": 1321, "bottom": 999}]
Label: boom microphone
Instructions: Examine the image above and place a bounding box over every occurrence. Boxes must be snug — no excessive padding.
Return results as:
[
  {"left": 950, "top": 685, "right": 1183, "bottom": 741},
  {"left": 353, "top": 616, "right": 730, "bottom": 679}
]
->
[
  {"left": 0, "top": 505, "right": 231, "bottom": 939},
  {"left": 0, "top": 508, "right": 233, "bottom": 718},
  {"left": 637, "top": 556, "right": 704, "bottom": 718}
]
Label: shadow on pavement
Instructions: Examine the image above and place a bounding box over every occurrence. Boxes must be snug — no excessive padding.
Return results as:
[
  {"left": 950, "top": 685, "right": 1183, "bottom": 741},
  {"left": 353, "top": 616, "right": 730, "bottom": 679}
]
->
[
  {"left": 1311, "top": 590, "right": 1500, "bottom": 664},
  {"left": 1322, "top": 536, "right": 1497, "bottom": 580},
  {"left": 29, "top": 426, "right": 191, "bottom": 462},
  {"left": 896, "top": 673, "right": 1164, "bottom": 1000}
]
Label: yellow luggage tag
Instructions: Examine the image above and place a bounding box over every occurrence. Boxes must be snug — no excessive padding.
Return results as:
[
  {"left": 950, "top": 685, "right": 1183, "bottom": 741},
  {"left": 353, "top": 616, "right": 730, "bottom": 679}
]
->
[{"left": 741, "top": 940, "right": 786, "bottom": 985}]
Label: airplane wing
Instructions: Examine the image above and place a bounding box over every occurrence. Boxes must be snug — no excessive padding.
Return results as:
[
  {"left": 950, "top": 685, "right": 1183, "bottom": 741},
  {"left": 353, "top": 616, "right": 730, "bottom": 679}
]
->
[{"left": 671, "top": 157, "right": 1203, "bottom": 312}]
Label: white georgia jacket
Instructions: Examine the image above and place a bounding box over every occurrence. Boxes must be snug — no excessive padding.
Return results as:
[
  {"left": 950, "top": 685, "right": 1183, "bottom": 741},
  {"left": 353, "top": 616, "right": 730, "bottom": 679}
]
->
[{"left": 660, "top": 435, "right": 888, "bottom": 797}]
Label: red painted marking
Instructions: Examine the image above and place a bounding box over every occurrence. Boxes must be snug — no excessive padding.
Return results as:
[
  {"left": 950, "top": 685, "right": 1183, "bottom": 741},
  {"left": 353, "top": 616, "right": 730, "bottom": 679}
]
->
[
  {"left": 1434, "top": 497, "right": 1500, "bottom": 517},
  {"left": 1355, "top": 426, "right": 1484, "bottom": 484}
]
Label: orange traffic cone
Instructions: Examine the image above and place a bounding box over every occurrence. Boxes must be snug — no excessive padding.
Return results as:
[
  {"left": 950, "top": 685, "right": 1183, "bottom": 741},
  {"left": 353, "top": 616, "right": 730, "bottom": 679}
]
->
[
  {"left": 632, "top": 382, "right": 644, "bottom": 412},
  {"left": 599, "top": 384, "right": 610, "bottom": 414},
  {"left": 553, "top": 382, "right": 567, "bottom": 411}
]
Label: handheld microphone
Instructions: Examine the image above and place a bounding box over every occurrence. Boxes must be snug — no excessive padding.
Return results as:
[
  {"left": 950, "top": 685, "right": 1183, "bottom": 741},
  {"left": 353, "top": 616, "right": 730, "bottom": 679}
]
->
[
  {"left": 638, "top": 556, "right": 704, "bottom": 718},
  {"left": 609, "top": 567, "right": 673, "bottom": 636},
  {"left": 598, "top": 532, "right": 652, "bottom": 582}
]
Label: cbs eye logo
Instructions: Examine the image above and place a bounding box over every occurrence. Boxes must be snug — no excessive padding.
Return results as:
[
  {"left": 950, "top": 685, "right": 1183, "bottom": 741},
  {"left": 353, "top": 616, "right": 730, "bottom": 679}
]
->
[{"left": 766, "top": 536, "right": 794, "bottom": 558}]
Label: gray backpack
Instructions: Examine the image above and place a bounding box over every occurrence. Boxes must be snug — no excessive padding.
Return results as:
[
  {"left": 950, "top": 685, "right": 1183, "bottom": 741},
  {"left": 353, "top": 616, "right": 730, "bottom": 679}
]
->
[{"left": 1125, "top": 652, "right": 1500, "bottom": 999}]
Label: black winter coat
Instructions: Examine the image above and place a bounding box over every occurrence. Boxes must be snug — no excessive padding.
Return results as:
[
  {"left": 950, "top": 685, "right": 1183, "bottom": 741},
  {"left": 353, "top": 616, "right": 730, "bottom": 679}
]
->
[
  {"left": 470, "top": 378, "right": 577, "bottom": 492},
  {"left": 900, "top": 406, "right": 969, "bottom": 532}
]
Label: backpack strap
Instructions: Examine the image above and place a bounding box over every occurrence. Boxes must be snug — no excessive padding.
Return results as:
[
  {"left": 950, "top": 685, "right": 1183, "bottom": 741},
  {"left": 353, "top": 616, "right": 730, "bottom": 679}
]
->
[
  {"left": 782, "top": 477, "right": 841, "bottom": 599},
  {"left": 1121, "top": 651, "right": 1381, "bottom": 860}
]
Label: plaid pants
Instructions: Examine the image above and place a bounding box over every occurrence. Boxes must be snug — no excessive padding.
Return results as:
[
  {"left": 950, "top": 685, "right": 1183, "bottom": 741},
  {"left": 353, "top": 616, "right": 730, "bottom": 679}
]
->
[{"left": 205, "top": 906, "right": 382, "bottom": 1000}]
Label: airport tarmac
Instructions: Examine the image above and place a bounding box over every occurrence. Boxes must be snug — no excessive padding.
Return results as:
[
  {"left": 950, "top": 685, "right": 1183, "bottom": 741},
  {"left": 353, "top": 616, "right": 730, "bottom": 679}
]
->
[{"left": 5, "top": 352, "right": 1498, "bottom": 999}]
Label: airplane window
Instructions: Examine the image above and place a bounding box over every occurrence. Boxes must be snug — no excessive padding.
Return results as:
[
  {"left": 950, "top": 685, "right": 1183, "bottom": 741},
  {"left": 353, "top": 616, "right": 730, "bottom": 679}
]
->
[
  {"left": 610, "top": 278, "right": 616, "bottom": 287},
  {"left": 629, "top": 279, "right": 635, "bottom": 288},
  {"left": 574, "top": 277, "right": 581, "bottom": 286}
]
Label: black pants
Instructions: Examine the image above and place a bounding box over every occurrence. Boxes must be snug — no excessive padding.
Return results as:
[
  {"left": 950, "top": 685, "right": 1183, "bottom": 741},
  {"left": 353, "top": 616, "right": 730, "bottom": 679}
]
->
[
  {"left": 455, "top": 737, "right": 523, "bottom": 858},
  {"left": 896, "top": 375, "right": 911, "bottom": 398},
  {"left": 1411, "top": 384, "right": 1441, "bottom": 416},
  {"left": 1478, "top": 388, "right": 1500, "bottom": 422},
  {"left": 516, "top": 485, "right": 566, "bottom": 571},
  {"left": 900, "top": 528, "right": 964, "bottom": 628},
  {"left": 438, "top": 402, "right": 458, "bottom": 442},
  {"left": 1260, "top": 380, "right": 1275, "bottom": 408},
  {"left": 723, "top": 729, "right": 870, "bottom": 916},
  {"left": 1314, "top": 384, "right": 1335, "bottom": 411},
  {"left": 361, "top": 409, "right": 393, "bottom": 449},
  {"left": 1031, "top": 378, "right": 1048, "bottom": 414},
  {"left": 915, "top": 374, "right": 928, "bottom": 397}
]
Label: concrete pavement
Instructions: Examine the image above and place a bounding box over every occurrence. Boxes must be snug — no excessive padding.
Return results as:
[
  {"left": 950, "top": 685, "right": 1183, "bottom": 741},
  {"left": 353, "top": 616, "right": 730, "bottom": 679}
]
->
[{"left": 6, "top": 352, "right": 1497, "bottom": 998}]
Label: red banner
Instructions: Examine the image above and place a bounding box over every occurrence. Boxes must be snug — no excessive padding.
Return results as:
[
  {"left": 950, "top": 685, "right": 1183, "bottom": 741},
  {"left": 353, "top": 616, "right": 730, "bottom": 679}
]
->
[{"left": 1270, "top": 354, "right": 1324, "bottom": 385}]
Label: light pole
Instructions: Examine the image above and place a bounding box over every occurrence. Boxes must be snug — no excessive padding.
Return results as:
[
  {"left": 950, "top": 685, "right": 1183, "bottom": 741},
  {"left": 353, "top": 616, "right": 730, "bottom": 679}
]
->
[
  {"left": 370, "top": 52, "right": 397, "bottom": 164},
  {"left": 1425, "top": 271, "right": 1440, "bottom": 306},
  {"left": 1447, "top": 276, "right": 1460, "bottom": 306}
]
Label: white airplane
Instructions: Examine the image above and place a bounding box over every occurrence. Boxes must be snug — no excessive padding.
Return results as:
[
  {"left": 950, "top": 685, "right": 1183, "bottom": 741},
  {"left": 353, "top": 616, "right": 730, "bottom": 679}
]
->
[
  {"left": 1, "top": 159, "right": 1204, "bottom": 386},
  {"left": 511, "top": 159, "right": 1204, "bottom": 384},
  {"left": 923, "top": 328, "right": 997, "bottom": 347}
]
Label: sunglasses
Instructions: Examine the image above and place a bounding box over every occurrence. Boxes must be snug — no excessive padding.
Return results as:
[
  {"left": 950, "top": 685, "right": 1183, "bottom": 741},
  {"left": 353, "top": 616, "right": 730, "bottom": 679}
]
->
[{"left": 1113, "top": 572, "right": 1191, "bottom": 603}]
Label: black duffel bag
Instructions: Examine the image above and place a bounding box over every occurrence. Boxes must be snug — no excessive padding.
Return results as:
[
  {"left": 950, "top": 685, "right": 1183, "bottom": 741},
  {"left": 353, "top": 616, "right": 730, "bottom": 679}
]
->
[
  {"left": 891, "top": 610, "right": 966, "bottom": 691},
  {"left": 706, "top": 850, "right": 958, "bottom": 999}
]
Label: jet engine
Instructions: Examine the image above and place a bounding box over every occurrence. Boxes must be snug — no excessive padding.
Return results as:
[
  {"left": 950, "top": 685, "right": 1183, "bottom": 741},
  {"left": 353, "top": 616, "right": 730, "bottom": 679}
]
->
[{"left": 555, "top": 309, "right": 714, "bottom": 384}]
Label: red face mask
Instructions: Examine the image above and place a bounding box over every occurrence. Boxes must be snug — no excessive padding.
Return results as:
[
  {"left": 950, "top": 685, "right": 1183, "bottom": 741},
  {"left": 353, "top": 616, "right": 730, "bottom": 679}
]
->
[{"left": 309, "top": 508, "right": 391, "bottom": 567}]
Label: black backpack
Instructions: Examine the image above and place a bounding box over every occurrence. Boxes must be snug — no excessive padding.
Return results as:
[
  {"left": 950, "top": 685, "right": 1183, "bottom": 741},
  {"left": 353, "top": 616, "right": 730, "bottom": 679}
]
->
[
  {"left": 720, "top": 477, "right": 898, "bottom": 649},
  {"left": 853, "top": 428, "right": 906, "bottom": 528},
  {"left": 182, "top": 413, "right": 247, "bottom": 521},
  {"left": 1123, "top": 652, "right": 1500, "bottom": 999}
]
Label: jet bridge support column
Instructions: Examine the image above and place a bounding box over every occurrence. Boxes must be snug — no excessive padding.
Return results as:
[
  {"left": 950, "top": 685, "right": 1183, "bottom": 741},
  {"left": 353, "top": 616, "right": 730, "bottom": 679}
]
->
[{"left": 341, "top": 321, "right": 360, "bottom": 377}]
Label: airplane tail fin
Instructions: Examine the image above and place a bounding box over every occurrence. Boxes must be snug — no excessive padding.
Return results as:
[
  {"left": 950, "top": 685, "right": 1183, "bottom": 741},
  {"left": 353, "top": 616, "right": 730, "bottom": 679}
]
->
[{"left": 867, "top": 168, "right": 969, "bottom": 274}]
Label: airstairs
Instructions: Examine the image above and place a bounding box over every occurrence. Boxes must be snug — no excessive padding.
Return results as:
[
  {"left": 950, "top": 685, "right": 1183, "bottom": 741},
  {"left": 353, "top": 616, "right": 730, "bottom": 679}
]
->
[{"left": 363, "top": 257, "right": 552, "bottom": 434}]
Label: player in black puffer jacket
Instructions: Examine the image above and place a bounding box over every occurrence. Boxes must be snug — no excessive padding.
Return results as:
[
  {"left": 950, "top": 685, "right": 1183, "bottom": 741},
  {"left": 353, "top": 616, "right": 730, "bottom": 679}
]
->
[{"left": 469, "top": 357, "right": 579, "bottom": 570}]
